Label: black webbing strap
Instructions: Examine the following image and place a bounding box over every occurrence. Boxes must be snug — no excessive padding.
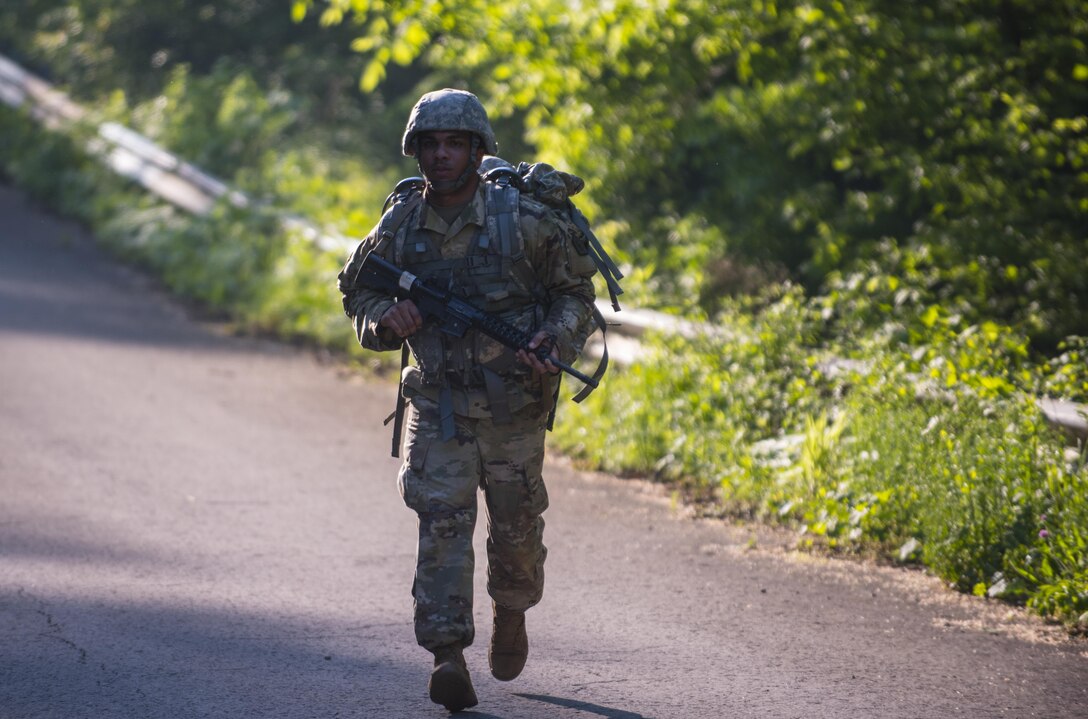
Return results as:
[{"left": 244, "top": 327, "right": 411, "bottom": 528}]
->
[
  {"left": 486, "top": 182, "right": 549, "bottom": 307},
  {"left": 438, "top": 386, "right": 456, "bottom": 441},
  {"left": 570, "top": 304, "right": 609, "bottom": 403},
  {"left": 383, "top": 343, "right": 411, "bottom": 457},
  {"left": 373, "top": 185, "right": 424, "bottom": 457},
  {"left": 544, "top": 375, "right": 560, "bottom": 430},
  {"left": 567, "top": 201, "right": 624, "bottom": 312}
]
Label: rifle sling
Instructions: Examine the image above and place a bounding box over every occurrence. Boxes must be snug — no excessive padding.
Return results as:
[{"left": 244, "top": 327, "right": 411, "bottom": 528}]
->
[{"left": 384, "top": 343, "right": 411, "bottom": 458}]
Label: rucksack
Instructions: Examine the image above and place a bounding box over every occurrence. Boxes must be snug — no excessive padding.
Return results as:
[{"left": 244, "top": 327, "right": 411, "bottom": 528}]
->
[
  {"left": 477, "top": 156, "right": 625, "bottom": 311},
  {"left": 375, "top": 157, "right": 622, "bottom": 454},
  {"left": 382, "top": 156, "right": 624, "bottom": 310}
]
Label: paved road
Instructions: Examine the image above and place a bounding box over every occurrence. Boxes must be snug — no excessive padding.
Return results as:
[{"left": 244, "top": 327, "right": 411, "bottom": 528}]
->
[{"left": 1, "top": 184, "right": 1086, "bottom": 719}]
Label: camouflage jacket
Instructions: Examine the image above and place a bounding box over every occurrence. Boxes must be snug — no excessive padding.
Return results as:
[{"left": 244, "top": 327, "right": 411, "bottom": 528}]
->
[{"left": 338, "top": 180, "right": 598, "bottom": 420}]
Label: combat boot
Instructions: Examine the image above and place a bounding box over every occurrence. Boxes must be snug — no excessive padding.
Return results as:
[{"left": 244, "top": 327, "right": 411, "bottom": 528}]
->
[
  {"left": 488, "top": 603, "right": 528, "bottom": 681},
  {"left": 429, "top": 644, "right": 478, "bottom": 712}
]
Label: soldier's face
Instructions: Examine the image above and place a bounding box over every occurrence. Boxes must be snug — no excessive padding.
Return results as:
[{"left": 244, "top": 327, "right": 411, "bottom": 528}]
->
[{"left": 417, "top": 131, "right": 482, "bottom": 202}]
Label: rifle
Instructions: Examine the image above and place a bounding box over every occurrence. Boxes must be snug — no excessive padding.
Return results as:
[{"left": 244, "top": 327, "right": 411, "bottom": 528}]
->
[{"left": 356, "top": 251, "right": 599, "bottom": 389}]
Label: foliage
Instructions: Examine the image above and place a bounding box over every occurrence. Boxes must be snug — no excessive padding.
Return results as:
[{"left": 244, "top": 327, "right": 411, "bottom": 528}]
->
[
  {"left": 0, "top": 0, "right": 422, "bottom": 174},
  {"left": 124, "top": 62, "right": 295, "bottom": 182},
  {"left": 0, "top": 104, "right": 102, "bottom": 219},
  {"left": 1038, "top": 336, "right": 1088, "bottom": 402},
  {"left": 303, "top": 0, "right": 1088, "bottom": 348},
  {"left": 3, "top": 1, "right": 1088, "bottom": 630},
  {"left": 554, "top": 266, "right": 1088, "bottom": 629},
  {"left": 554, "top": 284, "right": 837, "bottom": 507},
  {"left": 9, "top": 1, "right": 1086, "bottom": 344}
]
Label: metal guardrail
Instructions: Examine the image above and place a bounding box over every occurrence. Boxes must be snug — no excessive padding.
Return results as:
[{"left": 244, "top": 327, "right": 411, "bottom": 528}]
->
[
  {"left": 0, "top": 54, "right": 85, "bottom": 127},
  {"left": 0, "top": 53, "right": 354, "bottom": 251},
  {"left": 2, "top": 51, "right": 1084, "bottom": 441},
  {"left": 96, "top": 121, "right": 243, "bottom": 215}
]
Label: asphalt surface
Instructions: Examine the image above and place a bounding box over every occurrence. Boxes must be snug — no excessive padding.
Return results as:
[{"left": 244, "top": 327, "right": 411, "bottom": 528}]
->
[{"left": 1, "top": 183, "right": 1086, "bottom": 719}]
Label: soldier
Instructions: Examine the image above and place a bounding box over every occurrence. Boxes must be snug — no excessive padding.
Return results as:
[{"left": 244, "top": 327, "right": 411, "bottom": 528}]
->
[{"left": 338, "top": 89, "right": 598, "bottom": 712}]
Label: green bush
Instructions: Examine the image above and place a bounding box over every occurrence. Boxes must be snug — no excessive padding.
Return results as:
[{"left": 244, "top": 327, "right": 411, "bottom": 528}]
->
[
  {"left": 0, "top": 106, "right": 101, "bottom": 219},
  {"left": 97, "top": 200, "right": 283, "bottom": 307},
  {"left": 554, "top": 284, "right": 841, "bottom": 507},
  {"left": 554, "top": 277, "right": 1088, "bottom": 631}
]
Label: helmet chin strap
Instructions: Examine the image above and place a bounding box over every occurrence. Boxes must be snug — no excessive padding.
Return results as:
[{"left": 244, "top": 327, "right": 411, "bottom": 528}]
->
[{"left": 419, "top": 135, "right": 482, "bottom": 195}]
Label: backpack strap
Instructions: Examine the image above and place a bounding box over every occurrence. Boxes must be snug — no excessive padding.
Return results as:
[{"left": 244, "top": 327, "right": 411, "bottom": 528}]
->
[
  {"left": 493, "top": 158, "right": 625, "bottom": 311},
  {"left": 483, "top": 174, "right": 550, "bottom": 307},
  {"left": 482, "top": 172, "right": 609, "bottom": 405},
  {"left": 567, "top": 201, "right": 625, "bottom": 312},
  {"left": 569, "top": 303, "right": 609, "bottom": 403},
  {"left": 373, "top": 179, "right": 423, "bottom": 458},
  {"left": 383, "top": 176, "right": 425, "bottom": 214},
  {"left": 369, "top": 179, "right": 423, "bottom": 261}
]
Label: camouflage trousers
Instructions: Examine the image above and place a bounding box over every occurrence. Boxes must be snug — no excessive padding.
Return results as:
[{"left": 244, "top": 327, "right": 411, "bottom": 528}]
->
[{"left": 397, "top": 391, "right": 549, "bottom": 652}]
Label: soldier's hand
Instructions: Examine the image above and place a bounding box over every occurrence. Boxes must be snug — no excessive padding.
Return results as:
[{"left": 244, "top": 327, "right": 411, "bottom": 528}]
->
[
  {"left": 518, "top": 330, "right": 560, "bottom": 376},
  {"left": 380, "top": 300, "right": 424, "bottom": 338}
]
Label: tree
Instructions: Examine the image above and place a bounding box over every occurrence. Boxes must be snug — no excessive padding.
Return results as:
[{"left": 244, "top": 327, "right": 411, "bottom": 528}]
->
[{"left": 308, "top": 0, "right": 1087, "bottom": 344}]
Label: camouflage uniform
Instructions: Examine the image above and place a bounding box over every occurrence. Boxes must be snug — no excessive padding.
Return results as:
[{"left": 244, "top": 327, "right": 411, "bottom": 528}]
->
[{"left": 338, "top": 152, "right": 597, "bottom": 651}]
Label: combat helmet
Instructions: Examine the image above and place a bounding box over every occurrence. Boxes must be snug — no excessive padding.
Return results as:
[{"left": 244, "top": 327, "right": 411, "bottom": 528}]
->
[{"left": 402, "top": 89, "right": 498, "bottom": 157}]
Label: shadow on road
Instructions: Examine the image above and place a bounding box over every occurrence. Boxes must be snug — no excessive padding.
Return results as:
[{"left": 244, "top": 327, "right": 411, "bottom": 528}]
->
[
  {"left": 0, "top": 584, "right": 426, "bottom": 718},
  {"left": 514, "top": 692, "right": 649, "bottom": 718}
]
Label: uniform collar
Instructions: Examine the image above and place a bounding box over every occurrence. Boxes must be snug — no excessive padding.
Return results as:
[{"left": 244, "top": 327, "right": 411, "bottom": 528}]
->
[{"left": 418, "top": 182, "right": 487, "bottom": 237}]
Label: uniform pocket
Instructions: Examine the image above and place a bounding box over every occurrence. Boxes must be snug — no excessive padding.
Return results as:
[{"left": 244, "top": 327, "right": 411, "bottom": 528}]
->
[
  {"left": 483, "top": 459, "right": 549, "bottom": 522},
  {"left": 397, "top": 431, "right": 435, "bottom": 512},
  {"left": 397, "top": 396, "right": 481, "bottom": 512}
]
